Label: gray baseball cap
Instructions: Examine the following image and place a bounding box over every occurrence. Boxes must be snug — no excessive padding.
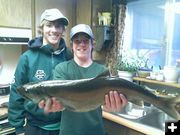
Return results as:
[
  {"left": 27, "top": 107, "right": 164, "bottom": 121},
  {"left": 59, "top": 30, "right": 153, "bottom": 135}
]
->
[
  {"left": 70, "top": 24, "right": 94, "bottom": 40},
  {"left": 40, "top": 8, "right": 69, "bottom": 26}
]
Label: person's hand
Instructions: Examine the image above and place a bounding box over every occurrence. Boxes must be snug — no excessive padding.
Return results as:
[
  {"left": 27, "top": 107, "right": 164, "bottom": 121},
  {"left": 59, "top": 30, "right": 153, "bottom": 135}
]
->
[
  {"left": 39, "top": 97, "right": 64, "bottom": 113},
  {"left": 103, "top": 91, "right": 128, "bottom": 112}
]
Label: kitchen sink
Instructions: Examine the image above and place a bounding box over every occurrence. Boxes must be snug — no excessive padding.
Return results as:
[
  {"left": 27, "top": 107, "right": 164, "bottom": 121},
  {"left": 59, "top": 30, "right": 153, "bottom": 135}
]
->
[{"left": 114, "top": 102, "right": 174, "bottom": 131}]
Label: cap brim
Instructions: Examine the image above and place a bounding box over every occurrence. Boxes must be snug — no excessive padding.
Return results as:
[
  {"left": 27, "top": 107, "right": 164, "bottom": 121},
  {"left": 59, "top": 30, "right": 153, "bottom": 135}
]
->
[
  {"left": 57, "top": 18, "right": 69, "bottom": 26},
  {"left": 45, "top": 17, "right": 69, "bottom": 26},
  {"left": 70, "top": 30, "right": 94, "bottom": 39}
]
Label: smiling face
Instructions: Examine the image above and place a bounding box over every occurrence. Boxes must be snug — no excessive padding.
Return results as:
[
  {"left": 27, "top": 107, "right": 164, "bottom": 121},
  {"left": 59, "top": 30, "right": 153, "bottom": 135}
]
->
[
  {"left": 72, "top": 33, "right": 93, "bottom": 62},
  {"left": 42, "top": 20, "right": 65, "bottom": 49}
]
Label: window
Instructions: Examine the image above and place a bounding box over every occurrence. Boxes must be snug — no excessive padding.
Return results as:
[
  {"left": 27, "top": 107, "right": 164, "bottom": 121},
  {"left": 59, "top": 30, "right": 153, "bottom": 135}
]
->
[{"left": 123, "top": 0, "right": 180, "bottom": 70}]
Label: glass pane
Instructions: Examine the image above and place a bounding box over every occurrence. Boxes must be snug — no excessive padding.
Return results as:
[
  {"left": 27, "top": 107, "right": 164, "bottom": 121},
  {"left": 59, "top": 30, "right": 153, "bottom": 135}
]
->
[
  {"left": 124, "top": 0, "right": 166, "bottom": 70},
  {"left": 170, "top": 0, "right": 180, "bottom": 65}
]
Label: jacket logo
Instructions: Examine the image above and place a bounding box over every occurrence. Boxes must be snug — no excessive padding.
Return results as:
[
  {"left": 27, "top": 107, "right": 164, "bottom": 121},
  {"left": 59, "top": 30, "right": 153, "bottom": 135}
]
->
[{"left": 35, "top": 70, "right": 46, "bottom": 80}]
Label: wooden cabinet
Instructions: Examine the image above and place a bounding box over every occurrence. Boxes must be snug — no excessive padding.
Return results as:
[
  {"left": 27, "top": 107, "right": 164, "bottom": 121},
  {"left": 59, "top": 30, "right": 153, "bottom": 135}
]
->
[{"left": 0, "top": 0, "right": 31, "bottom": 28}]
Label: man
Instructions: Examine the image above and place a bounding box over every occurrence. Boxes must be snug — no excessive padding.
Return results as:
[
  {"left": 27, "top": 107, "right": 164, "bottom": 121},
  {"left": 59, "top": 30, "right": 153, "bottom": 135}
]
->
[
  {"left": 39, "top": 24, "right": 127, "bottom": 135},
  {"left": 8, "top": 8, "right": 72, "bottom": 135}
]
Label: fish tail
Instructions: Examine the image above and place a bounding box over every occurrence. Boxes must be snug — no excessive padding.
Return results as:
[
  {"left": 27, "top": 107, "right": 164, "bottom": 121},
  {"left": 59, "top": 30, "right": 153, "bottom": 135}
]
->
[{"left": 158, "top": 95, "right": 180, "bottom": 120}]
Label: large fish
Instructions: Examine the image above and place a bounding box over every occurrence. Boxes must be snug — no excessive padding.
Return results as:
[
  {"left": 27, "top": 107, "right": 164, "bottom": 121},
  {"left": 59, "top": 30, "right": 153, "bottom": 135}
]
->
[{"left": 17, "top": 70, "right": 180, "bottom": 120}]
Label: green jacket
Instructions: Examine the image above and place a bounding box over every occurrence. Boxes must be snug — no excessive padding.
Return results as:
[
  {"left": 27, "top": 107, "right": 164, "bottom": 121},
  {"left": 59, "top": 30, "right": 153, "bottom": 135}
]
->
[
  {"left": 54, "top": 59, "right": 107, "bottom": 135},
  {"left": 8, "top": 37, "right": 72, "bottom": 134}
]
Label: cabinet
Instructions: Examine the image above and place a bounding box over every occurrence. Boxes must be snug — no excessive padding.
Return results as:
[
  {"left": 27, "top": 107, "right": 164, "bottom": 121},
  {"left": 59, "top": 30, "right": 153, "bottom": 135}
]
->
[
  {"left": 0, "top": 0, "right": 31, "bottom": 28},
  {"left": 94, "top": 26, "right": 113, "bottom": 51}
]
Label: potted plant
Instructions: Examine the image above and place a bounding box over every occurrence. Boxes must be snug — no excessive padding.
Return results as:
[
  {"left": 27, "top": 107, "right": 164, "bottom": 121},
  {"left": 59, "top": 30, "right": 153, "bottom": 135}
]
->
[
  {"left": 114, "top": 52, "right": 147, "bottom": 81},
  {"left": 114, "top": 56, "right": 138, "bottom": 81}
]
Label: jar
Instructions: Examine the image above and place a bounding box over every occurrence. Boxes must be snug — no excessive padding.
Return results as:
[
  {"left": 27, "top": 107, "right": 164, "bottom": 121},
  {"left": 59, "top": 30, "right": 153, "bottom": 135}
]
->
[{"left": 163, "top": 66, "right": 180, "bottom": 83}]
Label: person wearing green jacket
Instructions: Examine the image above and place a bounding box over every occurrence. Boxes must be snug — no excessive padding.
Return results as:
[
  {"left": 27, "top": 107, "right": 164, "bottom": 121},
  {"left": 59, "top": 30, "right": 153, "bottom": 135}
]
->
[
  {"left": 8, "top": 8, "right": 72, "bottom": 135},
  {"left": 39, "top": 24, "right": 128, "bottom": 135}
]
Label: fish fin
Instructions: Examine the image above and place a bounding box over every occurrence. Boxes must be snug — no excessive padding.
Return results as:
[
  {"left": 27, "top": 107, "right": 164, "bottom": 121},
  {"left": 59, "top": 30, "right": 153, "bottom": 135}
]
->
[
  {"left": 144, "top": 86, "right": 157, "bottom": 92},
  {"left": 95, "top": 69, "right": 110, "bottom": 78},
  {"left": 158, "top": 95, "right": 180, "bottom": 120}
]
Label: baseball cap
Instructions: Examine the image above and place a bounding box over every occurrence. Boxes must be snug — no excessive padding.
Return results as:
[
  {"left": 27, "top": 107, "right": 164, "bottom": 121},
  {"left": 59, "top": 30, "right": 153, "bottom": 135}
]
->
[
  {"left": 70, "top": 24, "right": 94, "bottom": 40},
  {"left": 40, "top": 8, "right": 69, "bottom": 26}
]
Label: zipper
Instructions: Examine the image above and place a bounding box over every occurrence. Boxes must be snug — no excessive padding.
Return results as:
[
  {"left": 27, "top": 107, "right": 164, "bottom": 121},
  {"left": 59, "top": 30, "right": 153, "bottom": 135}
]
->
[
  {"left": 51, "top": 52, "right": 54, "bottom": 68},
  {"left": 51, "top": 47, "right": 65, "bottom": 68}
]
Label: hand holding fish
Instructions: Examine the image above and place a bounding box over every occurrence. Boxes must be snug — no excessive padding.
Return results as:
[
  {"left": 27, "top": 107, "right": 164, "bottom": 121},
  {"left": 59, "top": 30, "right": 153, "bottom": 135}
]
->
[
  {"left": 103, "top": 91, "right": 128, "bottom": 112},
  {"left": 39, "top": 97, "right": 64, "bottom": 113}
]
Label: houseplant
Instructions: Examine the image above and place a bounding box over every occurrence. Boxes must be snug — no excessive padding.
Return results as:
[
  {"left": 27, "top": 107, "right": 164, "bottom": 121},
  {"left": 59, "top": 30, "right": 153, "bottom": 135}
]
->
[
  {"left": 114, "top": 52, "right": 148, "bottom": 81},
  {"left": 115, "top": 56, "right": 138, "bottom": 81}
]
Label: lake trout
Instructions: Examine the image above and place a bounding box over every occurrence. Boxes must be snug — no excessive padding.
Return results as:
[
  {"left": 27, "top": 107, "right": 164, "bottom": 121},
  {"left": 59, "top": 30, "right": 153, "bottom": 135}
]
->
[{"left": 17, "top": 70, "right": 180, "bottom": 120}]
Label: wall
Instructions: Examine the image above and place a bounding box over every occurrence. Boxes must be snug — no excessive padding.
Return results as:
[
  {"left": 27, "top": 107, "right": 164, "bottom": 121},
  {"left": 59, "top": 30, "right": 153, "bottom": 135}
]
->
[
  {"left": 76, "top": 0, "right": 91, "bottom": 25},
  {"left": 0, "top": 45, "right": 22, "bottom": 84}
]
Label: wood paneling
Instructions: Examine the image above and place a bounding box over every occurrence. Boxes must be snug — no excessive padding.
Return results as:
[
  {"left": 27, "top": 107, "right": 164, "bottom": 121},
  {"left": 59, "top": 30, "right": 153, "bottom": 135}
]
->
[
  {"left": 0, "top": 0, "right": 31, "bottom": 28},
  {"left": 104, "top": 118, "right": 127, "bottom": 135},
  {"left": 104, "top": 118, "right": 145, "bottom": 135},
  {"left": 76, "top": 0, "right": 91, "bottom": 25}
]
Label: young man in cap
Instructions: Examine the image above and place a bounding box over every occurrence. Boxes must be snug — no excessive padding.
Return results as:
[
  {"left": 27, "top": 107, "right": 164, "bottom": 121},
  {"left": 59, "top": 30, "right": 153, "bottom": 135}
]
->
[
  {"left": 39, "top": 24, "right": 127, "bottom": 135},
  {"left": 8, "top": 8, "right": 72, "bottom": 135}
]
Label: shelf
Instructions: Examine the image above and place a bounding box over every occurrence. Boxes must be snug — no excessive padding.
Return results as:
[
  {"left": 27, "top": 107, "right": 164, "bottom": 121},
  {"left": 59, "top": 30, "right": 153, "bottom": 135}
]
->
[{"left": 133, "top": 77, "right": 180, "bottom": 88}]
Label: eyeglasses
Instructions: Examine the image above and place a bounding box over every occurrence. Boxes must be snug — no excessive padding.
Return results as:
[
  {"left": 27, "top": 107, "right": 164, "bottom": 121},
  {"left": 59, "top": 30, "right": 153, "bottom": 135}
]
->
[{"left": 73, "top": 38, "right": 90, "bottom": 44}]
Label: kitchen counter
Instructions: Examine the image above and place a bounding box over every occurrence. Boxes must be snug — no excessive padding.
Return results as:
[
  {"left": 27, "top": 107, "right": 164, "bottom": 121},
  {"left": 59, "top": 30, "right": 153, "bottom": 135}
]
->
[
  {"left": 133, "top": 77, "right": 180, "bottom": 88},
  {"left": 102, "top": 111, "right": 165, "bottom": 135},
  {"left": 0, "top": 95, "right": 15, "bottom": 135},
  {"left": 0, "top": 125, "right": 15, "bottom": 135},
  {"left": 0, "top": 95, "right": 9, "bottom": 104}
]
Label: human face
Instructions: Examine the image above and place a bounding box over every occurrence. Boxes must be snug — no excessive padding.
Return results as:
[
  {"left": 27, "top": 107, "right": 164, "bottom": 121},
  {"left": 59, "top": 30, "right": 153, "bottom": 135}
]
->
[
  {"left": 43, "top": 21, "right": 64, "bottom": 48},
  {"left": 72, "top": 34, "right": 93, "bottom": 61}
]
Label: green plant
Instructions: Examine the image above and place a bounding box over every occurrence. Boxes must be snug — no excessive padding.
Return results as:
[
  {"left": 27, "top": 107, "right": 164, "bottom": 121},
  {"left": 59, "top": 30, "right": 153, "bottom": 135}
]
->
[
  {"left": 115, "top": 57, "right": 139, "bottom": 73},
  {"left": 114, "top": 52, "right": 148, "bottom": 73}
]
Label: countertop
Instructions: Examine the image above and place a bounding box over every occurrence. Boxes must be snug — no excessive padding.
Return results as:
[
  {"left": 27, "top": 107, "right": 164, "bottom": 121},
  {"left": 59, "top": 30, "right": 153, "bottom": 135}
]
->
[
  {"left": 0, "top": 95, "right": 15, "bottom": 135},
  {"left": 102, "top": 111, "right": 165, "bottom": 135},
  {"left": 133, "top": 77, "right": 180, "bottom": 88}
]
